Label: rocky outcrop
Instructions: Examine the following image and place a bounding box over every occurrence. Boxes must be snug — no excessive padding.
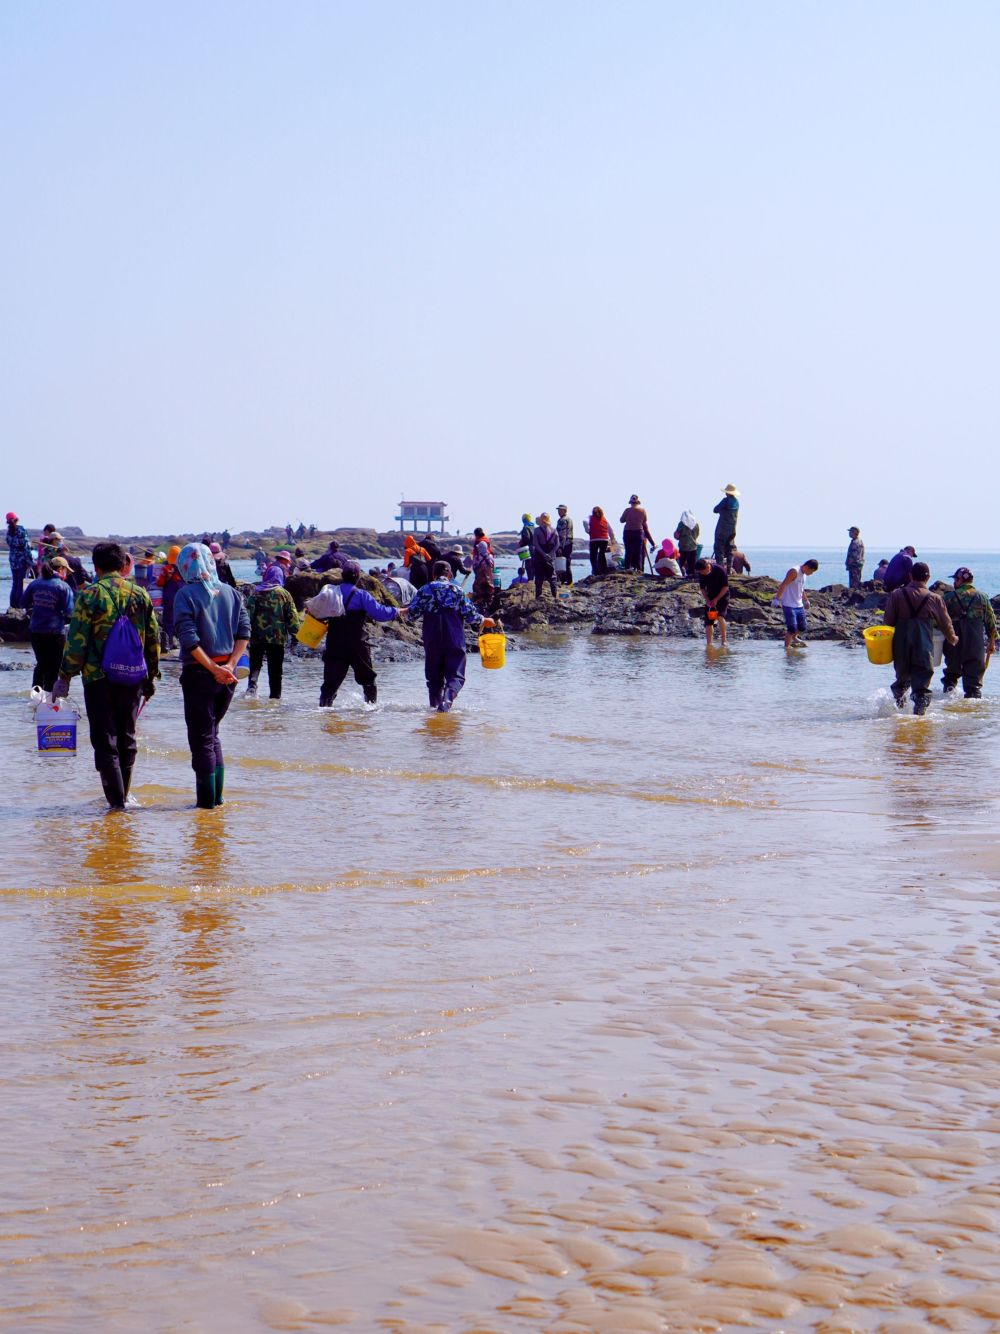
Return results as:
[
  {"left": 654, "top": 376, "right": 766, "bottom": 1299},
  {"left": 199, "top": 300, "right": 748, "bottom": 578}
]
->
[{"left": 494, "top": 573, "right": 902, "bottom": 641}]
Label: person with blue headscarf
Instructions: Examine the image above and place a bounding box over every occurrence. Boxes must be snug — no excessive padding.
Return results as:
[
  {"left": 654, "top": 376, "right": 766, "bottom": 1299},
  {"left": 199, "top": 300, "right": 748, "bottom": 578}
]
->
[{"left": 173, "top": 543, "right": 251, "bottom": 808}]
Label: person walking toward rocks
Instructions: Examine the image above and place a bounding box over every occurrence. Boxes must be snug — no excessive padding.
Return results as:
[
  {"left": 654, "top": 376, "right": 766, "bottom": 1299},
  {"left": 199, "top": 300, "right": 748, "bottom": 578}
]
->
[
  {"left": 531, "top": 513, "right": 560, "bottom": 598},
  {"left": 556, "top": 505, "right": 574, "bottom": 585},
  {"left": 320, "top": 562, "right": 398, "bottom": 707},
  {"left": 5, "top": 512, "right": 33, "bottom": 608},
  {"left": 245, "top": 565, "right": 301, "bottom": 700},
  {"left": 696, "top": 557, "right": 729, "bottom": 647},
  {"left": 883, "top": 562, "right": 957, "bottom": 715},
  {"left": 403, "top": 535, "right": 432, "bottom": 589},
  {"left": 883, "top": 545, "right": 917, "bottom": 593},
  {"left": 845, "top": 527, "right": 865, "bottom": 589},
  {"left": 620, "top": 495, "right": 654, "bottom": 572},
  {"left": 712, "top": 485, "right": 740, "bottom": 572},
  {"left": 583, "top": 507, "right": 610, "bottom": 575},
  {"left": 173, "top": 542, "right": 250, "bottom": 809},
  {"left": 157, "top": 545, "right": 183, "bottom": 651},
  {"left": 406, "top": 560, "right": 493, "bottom": 711},
  {"left": 774, "top": 559, "right": 819, "bottom": 650},
  {"left": 52, "top": 541, "right": 159, "bottom": 809},
  {"left": 471, "top": 539, "right": 495, "bottom": 612},
  {"left": 24, "top": 556, "right": 75, "bottom": 691},
  {"left": 674, "top": 510, "right": 700, "bottom": 576},
  {"left": 942, "top": 567, "right": 996, "bottom": 699}
]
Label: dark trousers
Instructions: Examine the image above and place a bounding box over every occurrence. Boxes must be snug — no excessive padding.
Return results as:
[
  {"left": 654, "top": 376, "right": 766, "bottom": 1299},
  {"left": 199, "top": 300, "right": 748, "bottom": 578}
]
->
[
  {"left": 31, "top": 632, "right": 66, "bottom": 690},
  {"left": 559, "top": 541, "right": 573, "bottom": 584},
  {"left": 679, "top": 549, "right": 698, "bottom": 577},
  {"left": 248, "top": 642, "right": 285, "bottom": 697},
  {"left": 83, "top": 678, "right": 143, "bottom": 806},
  {"left": 534, "top": 559, "right": 557, "bottom": 598},
  {"left": 422, "top": 611, "right": 467, "bottom": 706},
  {"left": 714, "top": 532, "right": 735, "bottom": 569},
  {"left": 891, "top": 619, "right": 935, "bottom": 711},
  {"left": 180, "top": 666, "right": 235, "bottom": 776},
  {"left": 589, "top": 540, "right": 608, "bottom": 575},
  {"left": 943, "top": 619, "right": 987, "bottom": 697},
  {"left": 623, "top": 531, "right": 643, "bottom": 571},
  {"left": 9, "top": 567, "right": 27, "bottom": 608},
  {"left": 847, "top": 565, "right": 863, "bottom": 590},
  {"left": 322, "top": 622, "right": 376, "bottom": 703}
]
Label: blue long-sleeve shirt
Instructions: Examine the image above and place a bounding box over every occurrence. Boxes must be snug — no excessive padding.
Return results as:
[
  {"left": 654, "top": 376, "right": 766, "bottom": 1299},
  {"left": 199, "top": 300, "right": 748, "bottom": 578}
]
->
[
  {"left": 340, "top": 583, "right": 399, "bottom": 623},
  {"left": 24, "top": 575, "right": 75, "bottom": 634},
  {"left": 174, "top": 583, "right": 251, "bottom": 665}
]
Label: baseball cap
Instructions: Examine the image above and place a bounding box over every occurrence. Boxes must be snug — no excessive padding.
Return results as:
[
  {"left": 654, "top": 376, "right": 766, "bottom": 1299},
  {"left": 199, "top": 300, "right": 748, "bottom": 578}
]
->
[{"left": 951, "top": 567, "right": 973, "bottom": 583}]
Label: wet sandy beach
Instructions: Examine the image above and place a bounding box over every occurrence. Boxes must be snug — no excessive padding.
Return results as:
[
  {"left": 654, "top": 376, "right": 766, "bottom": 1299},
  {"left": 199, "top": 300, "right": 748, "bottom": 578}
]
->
[{"left": 2, "top": 637, "right": 999, "bottom": 1330}]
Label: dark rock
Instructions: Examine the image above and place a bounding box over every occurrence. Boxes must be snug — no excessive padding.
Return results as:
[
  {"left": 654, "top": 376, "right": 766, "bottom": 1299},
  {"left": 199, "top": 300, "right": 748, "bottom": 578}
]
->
[{"left": 0, "top": 609, "right": 30, "bottom": 643}]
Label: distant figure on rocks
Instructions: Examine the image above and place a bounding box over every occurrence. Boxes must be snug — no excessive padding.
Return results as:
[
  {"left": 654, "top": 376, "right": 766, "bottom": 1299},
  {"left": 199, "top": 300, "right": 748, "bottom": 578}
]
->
[
  {"left": 556, "top": 505, "right": 574, "bottom": 585},
  {"left": 730, "top": 548, "right": 752, "bottom": 575},
  {"left": 872, "top": 559, "right": 889, "bottom": 585},
  {"left": 712, "top": 485, "right": 740, "bottom": 573},
  {"left": 209, "top": 542, "right": 237, "bottom": 588},
  {"left": 311, "top": 540, "right": 351, "bottom": 574},
  {"left": 696, "top": 557, "right": 729, "bottom": 647},
  {"left": 531, "top": 513, "right": 560, "bottom": 599},
  {"left": 583, "top": 507, "right": 611, "bottom": 575},
  {"left": 674, "top": 510, "right": 700, "bottom": 577},
  {"left": 406, "top": 561, "right": 493, "bottom": 712},
  {"left": 845, "top": 528, "right": 865, "bottom": 588},
  {"left": 620, "top": 495, "right": 654, "bottom": 571},
  {"left": 5, "top": 512, "right": 33, "bottom": 608},
  {"left": 403, "top": 535, "right": 431, "bottom": 589},
  {"left": 884, "top": 562, "right": 956, "bottom": 715},
  {"left": 518, "top": 514, "right": 535, "bottom": 580},
  {"left": 654, "top": 539, "right": 681, "bottom": 578},
  {"left": 942, "top": 567, "right": 996, "bottom": 699},
  {"left": 883, "top": 545, "right": 917, "bottom": 593},
  {"left": 319, "top": 562, "right": 398, "bottom": 708},
  {"left": 471, "top": 540, "right": 496, "bottom": 612},
  {"left": 774, "top": 559, "right": 819, "bottom": 650}
]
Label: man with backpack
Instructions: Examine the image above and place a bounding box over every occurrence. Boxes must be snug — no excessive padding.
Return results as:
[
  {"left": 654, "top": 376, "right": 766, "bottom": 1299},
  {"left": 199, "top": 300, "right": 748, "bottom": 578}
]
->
[{"left": 52, "top": 541, "right": 159, "bottom": 808}]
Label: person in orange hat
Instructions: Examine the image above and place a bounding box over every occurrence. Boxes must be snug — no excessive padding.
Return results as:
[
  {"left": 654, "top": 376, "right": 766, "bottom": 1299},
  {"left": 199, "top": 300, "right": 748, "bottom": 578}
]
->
[{"left": 156, "top": 544, "right": 184, "bottom": 651}]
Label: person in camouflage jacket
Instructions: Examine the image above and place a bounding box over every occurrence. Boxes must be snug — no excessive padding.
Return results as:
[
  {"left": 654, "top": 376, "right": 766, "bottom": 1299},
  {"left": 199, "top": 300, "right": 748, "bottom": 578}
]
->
[
  {"left": 244, "top": 573, "right": 300, "bottom": 699},
  {"left": 53, "top": 541, "right": 159, "bottom": 808}
]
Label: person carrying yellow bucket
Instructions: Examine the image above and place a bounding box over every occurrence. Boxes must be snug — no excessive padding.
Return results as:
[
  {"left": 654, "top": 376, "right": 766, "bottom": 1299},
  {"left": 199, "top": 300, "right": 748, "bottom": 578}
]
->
[{"left": 405, "top": 560, "right": 496, "bottom": 712}]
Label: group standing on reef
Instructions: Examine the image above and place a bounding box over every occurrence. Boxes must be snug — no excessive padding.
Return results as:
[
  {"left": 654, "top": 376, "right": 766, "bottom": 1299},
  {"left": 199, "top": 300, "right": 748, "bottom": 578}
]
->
[{"left": 6, "top": 497, "right": 998, "bottom": 810}]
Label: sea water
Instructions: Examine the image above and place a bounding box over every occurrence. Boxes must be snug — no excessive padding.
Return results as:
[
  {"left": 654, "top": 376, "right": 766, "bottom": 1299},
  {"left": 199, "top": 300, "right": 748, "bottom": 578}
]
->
[{"left": 2, "top": 632, "right": 1000, "bottom": 1331}]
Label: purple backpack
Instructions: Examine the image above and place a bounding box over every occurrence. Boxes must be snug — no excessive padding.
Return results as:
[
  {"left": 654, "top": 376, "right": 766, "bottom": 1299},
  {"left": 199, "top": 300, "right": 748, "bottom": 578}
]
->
[{"left": 101, "top": 587, "right": 148, "bottom": 685}]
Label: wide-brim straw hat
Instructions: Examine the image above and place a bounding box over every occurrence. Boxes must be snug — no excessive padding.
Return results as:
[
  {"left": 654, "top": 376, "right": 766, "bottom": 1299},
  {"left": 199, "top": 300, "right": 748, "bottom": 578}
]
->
[{"left": 722, "top": 484, "right": 740, "bottom": 496}]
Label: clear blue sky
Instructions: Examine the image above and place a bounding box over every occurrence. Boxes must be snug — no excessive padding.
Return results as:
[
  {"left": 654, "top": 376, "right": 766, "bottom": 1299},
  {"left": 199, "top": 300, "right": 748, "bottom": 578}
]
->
[{"left": 3, "top": 1, "right": 998, "bottom": 545}]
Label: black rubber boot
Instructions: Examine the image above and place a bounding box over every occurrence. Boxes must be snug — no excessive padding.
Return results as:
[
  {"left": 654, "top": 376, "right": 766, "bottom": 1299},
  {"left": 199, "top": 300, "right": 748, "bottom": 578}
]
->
[
  {"left": 213, "top": 765, "right": 225, "bottom": 807},
  {"left": 363, "top": 684, "right": 378, "bottom": 704},
  {"left": 195, "top": 774, "right": 216, "bottom": 809},
  {"left": 100, "top": 765, "right": 126, "bottom": 809}
]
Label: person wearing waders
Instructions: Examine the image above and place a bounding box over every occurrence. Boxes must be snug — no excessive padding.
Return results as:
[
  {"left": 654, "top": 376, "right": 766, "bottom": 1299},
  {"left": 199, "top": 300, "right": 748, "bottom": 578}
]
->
[
  {"left": 405, "top": 561, "right": 494, "bottom": 711},
  {"left": 712, "top": 485, "right": 740, "bottom": 573},
  {"left": 941, "top": 567, "right": 997, "bottom": 698},
  {"left": 173, "top": 543, "right": 251, "bottom": 808},
  {"left": 531, "top": 513, "right": 560, "bottom": 599},
  {"left": 52, "top": 541, "right": 159, "bottom": 809},
  {"left": 319, "top": 562, "right": 398, "bottom": 707},
  {"left": 883, "top": 562, "right": 957, "bottom": 715}
]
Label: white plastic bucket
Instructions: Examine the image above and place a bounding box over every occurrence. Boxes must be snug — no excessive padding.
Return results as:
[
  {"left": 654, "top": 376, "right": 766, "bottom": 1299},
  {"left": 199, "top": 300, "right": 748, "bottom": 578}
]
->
[
  {"left": 554, "top": 556, "right": 567, "bottom": 573},
  {"left": 931, "top": 629, "right": 945, "bottom": 667}
]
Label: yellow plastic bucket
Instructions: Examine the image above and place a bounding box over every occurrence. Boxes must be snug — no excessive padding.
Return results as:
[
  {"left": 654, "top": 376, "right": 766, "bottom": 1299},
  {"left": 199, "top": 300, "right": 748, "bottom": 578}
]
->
[
  {"left": 479, "top": 631, "right": 506, "bottom": 670},
  {"left": 296, "top": 611, "right": 328, "bottom": 650},
  {"left": 863, "top": 625, "right": 894, "bottom": 665}
]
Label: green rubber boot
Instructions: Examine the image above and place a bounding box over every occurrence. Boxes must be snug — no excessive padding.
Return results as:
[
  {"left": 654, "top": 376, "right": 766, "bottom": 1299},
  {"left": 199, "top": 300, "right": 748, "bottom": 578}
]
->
[
  {"left": 213, "top": 764, "right": 225, "bottom": 807},
  {"left": 195, "top": 774, "right": 216, "bottom": 809}
]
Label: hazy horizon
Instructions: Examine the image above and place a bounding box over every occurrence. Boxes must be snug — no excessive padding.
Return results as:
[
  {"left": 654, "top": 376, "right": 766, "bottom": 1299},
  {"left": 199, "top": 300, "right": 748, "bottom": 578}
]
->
[{"left": 4, "top": 1, "right": 999, "bottom": 547}]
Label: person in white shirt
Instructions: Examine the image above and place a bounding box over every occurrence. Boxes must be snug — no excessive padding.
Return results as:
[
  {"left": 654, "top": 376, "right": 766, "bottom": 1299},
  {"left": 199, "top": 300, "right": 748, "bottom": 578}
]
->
[{"left": 774, "top": 559, "right": 819, "bottom": 650}]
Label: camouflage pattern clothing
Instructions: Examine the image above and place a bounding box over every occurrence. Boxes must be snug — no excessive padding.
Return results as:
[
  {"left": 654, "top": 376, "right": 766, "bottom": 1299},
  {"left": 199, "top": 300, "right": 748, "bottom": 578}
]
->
[
  {"left": 5, "top": 523, "right": 32, "bottom": 571},
  {"left": 406, "top": 578, "right": 484, "bottom": 626},
  {"left": 943, "top": 584, "right": 997, "bottom": 637},
  {"left": 60, "top": 574, "right": 160, "bottom": 684},
  {"left": 245, "top": 585, "right": 301, "bottom": 645}
]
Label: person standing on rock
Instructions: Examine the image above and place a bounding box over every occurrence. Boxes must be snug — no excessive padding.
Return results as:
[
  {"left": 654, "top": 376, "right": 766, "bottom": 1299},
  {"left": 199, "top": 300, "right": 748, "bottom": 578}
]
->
[
  {"left": 884, "top": 562, "right": 957, "bottom": 715},
  {"left": 674, "top": 510, "right": 700, "bottom": 577},
  {"left": 209, "top": 542, "right": 238, "bottom": 588},
  {"left": 845, "top": 528, "right": 865, "bottom": 589},
  {"left": 531, "top": 513, "right": 560, "bottom": 599},
  {"left": 311, "top": 540, "right": 352, "bottom": 574},
  {"left": 556, "top": 505, "right": 574, "bottom": 585},
  {"left": 518, "top": 514, "right": 535, "bottom": 580},
  {"left": 696, "top": 557, "right": 729, "bottom": 648},
  {"left": 5, "top": 512, "right": 34, "bottom": 608},
  {"left": 405, "top": 560, "right": 493, "bottom": 711},
  {"left": 872, "top": 559, "right": 889, "bottom": 585},
  {"left": 712, "top": 486, "right": 740, "bottom": 573},
  {"left": 620, "top": 496, "right": 654, "bottom": 572},
  {"left": 319, "top": 562, "right": 399, "bottom": 708},
  {"left": 883, "top": 546, "right": 916, "bottom": 593},
  {"left": 774, "top": 559, "right": 819, "bottom": 650},
  {"left": 583, "top": 507, "right": 611, "bottom": 575},
  {"left": 52, "top": 541, "right": 160, "bottom": 809},
  {"left": 941, "top": 567, "right": 996, "bottom": 699},
  {"left": 173, "top": 543, "right": 250, "bottom": 808}
]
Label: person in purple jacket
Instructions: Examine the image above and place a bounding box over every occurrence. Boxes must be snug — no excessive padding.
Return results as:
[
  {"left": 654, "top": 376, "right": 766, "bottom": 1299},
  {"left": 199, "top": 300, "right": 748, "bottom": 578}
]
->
[
  {"left": 311, "top": 540, "right": 352, "bottom": 574},
  {"left": 319, "top": 562, "right": 398, "bottom": 707},
  {"left": 531, "top": 512, "right": 560, "bottom": 599}
]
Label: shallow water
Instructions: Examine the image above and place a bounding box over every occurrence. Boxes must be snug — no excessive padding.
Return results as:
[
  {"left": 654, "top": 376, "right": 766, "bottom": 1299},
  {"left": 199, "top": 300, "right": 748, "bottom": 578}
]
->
[{"left": 2, "top": 636, "right": 999, "bottom": 1331}]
